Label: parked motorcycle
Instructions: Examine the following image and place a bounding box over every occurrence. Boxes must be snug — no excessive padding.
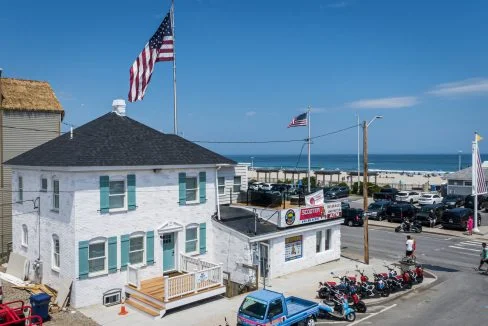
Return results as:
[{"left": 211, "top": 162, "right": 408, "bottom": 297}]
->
[
  {"left": 323, "top": 285, "right": 367, "bottom": 314},
  {"left": 318, "top": 292, "right": 357, "bottom": 322},
  {"left": 395, "top": 218, "right": 422, "bottom": 233},
  {"left": 354, "top": 268, "right": 376, "bottom": 298},
  {"left": 372, "top": 272, "right": 391, "bottom": 297},
  {"left": 414, "top": 264, "right": 424, "bottom": 283},
  {"left": 382, "top": 265, "right": 405, "bottom": 292}
]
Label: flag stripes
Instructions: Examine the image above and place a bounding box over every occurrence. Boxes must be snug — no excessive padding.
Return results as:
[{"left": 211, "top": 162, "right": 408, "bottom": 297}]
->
[
  {"left": 288, "top": 112, "right": 308, "bottom": 128},
  {"left": 476, "top": 145, "right": 487, "bottom": 194}
]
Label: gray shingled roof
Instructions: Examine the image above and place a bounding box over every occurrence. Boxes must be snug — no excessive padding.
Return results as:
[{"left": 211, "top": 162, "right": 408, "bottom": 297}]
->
[
  {"left": 447, "top": 166, "right": 488, "bottom": 181},
  {"left": 5, "top": 112, "right": 236, "bottom": 167}
]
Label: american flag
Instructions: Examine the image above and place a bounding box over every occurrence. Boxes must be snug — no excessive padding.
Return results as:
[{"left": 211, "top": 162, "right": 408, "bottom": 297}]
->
[
  {"left": 475, "top": 143, "right": 487, "bottom": 194},
  {"left": 288, "top": 112, "right": 308, "bottom": 128},
  {"left": 128, "top": 11, "right": 174, "bottom": 102}
]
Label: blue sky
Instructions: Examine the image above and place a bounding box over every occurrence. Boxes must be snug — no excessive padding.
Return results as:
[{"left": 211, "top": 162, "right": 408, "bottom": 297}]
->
[{"left": 2, "top": 0, "right": 488, "bottom": 155}]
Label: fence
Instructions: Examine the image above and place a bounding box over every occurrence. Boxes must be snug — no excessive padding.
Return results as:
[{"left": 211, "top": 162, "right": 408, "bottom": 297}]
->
[{"left": 165, "top": 264, "right": 223, "bottom": 301}]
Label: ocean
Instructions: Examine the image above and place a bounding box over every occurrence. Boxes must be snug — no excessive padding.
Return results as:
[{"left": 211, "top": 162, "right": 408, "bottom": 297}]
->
[{"left": 226, "top": 154, "right": 488, "bottom": 173}]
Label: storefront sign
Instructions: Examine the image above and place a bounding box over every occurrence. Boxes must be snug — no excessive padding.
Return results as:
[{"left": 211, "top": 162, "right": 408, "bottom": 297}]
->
[
  {"left": 300, "top": 206, "right": 325, "bottom": 222},
  {"left": 324, "top": 201, "right": 342, "bottom": 219},
  {"left": 285, "top": 235, "right": 302, "bottom": 261},
  {"left": 278, "top": 202, "right": 342, "bottom": 228},
  {"left": 305, "top": 190, "right": 324, "bottom": 206}
]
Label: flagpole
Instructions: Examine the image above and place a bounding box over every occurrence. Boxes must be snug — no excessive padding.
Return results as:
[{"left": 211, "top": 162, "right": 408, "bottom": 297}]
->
[
  {"left": 171, "top": 0, "right": 178, "bottom": 135},
  {"left": 473, "top": 132, "right": 480, "bottom": 233},
  {"left": 307, "top": 106, "right": 311, "bottom": 193}
]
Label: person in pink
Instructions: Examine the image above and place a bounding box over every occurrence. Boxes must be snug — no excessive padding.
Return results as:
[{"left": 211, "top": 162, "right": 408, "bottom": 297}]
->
[{"left": 467, "top": 215, "right": 474, "bottom": 236}]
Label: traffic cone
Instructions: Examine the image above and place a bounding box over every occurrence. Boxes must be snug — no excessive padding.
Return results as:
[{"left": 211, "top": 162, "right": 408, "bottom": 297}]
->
[{"left": 118, "top": 304, "right": 128, "bottom": 315}]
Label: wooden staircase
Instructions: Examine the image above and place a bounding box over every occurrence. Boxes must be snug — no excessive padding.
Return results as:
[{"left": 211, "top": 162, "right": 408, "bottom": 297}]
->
[{"left": 125, "top": 278, "right": 167, "bottom": 319}]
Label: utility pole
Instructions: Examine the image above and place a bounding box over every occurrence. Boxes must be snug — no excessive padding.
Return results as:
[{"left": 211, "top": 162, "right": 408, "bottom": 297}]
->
[{"left": 362, "top": 121, "right": 369, "bottom": 265}]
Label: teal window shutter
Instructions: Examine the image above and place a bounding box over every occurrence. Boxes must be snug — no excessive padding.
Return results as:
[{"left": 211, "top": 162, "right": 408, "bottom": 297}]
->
[
  {"left": 199, "top": 223, "right": 207, "bottom": 254},
  {"left": 99, "top": 176, "right": 109, "bottom": 213},
  {"left": 127, "top": 174, "right": 136, "bottom": 210},
  {"left": 178, "top": 172, "right": 186, "bottom": 206},
  {"left": 146, "top": 231, "right": 154, "bottom": 265},
  {"left": 78, "top": 240, "right": 89, "bottom": 279},
  {"left": 199, "top": 172, "right": 206, "bottom": 204},
  {"left": 108, "top": 236, "right": 117, "bottom": 273},
  {"left": 120, "top": 234, "right": 130, "bottom": 271}
]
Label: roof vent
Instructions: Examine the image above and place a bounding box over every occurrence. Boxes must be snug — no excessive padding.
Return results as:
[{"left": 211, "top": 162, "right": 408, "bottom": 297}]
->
[{"left": 112, "top": 99, "right": 126, "bottom": 116}]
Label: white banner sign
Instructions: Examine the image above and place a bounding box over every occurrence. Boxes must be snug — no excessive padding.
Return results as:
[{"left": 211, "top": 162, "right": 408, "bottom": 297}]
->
[{"left": 305, "top": 190, "right": 324, "bottom": 206}]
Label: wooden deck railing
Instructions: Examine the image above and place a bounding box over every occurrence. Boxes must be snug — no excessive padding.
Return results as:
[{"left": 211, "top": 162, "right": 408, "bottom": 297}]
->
[{"left": 127, "top": 264, "right": 140, "bottom": 289}]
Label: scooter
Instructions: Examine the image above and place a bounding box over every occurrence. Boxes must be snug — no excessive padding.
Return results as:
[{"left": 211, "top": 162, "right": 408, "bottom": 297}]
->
[
  {"left": 354, "top": 268, "right": 376, "bottom": 298},
  {"left": 382, "top": 265, "right": 404, "bottom": 292},
  {"left": 318, "top": 292, "right": 357, "bottom": 322},
  {"left": 372, "top": 272, "right": 391, "bottom": 297},
  {"left": 414, "top": 264, "right": 424, "bottom": 283},
  {"left": 395, "top": 219, "right": 422, "bottom": 233}
]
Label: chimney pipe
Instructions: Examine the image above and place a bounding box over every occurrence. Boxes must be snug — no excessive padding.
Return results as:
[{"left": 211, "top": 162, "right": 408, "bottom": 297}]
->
[{"left": 112, "top": 99, "right": 126, "bottom": 116}]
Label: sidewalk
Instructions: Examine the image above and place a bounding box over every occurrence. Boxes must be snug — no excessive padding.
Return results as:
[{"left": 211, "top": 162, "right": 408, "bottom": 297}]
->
[{"left": 79, "top": 256, "right": 435, "bottom": 326}]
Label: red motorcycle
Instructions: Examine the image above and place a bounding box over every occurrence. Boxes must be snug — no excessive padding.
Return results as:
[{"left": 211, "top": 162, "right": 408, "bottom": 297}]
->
[{"left": 414, "top": 264, "right": 424, "bottom": 283}]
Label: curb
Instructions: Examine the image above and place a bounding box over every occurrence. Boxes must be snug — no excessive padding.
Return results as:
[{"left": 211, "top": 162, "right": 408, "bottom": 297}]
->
[{"left": 365, "top": 270, "right": 438, "bottom": 307}]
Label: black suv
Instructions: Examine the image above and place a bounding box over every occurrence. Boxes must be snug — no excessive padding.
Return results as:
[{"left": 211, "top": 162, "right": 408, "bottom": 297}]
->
[
  {"left": 387, "top": 203, "right": 418, "bottom": 223},
  {"left": 366, "top": 200, "right": 392, "bottom": 221},
  {"left": 415, "top": 203, "right": 446, "bottom": 226},
  {"left": 442, "top": 194, "right": 465, "bottom": 209},
  {"left": 373, "top": 188, "right": 399, "bottom": 202},
  {"left": 325, "top": 186, "right": 350, "bottom": 199},
  {"left": 464, "top": 194, "right": 488, "bottom": 210},
  {"left": 342, "top": 208, "right": 364, "bottom": 227},
  {"left": 441, "top": 208, "right": 481, "bottom": 230}
]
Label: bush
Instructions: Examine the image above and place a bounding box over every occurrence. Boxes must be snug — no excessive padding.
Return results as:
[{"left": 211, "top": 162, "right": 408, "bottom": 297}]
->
[
  {"left": 352, "top": 181, "right": 381, "bottom": 196},
  {"left": 300, "top": 176, "right": 317, "bottom": 189}
]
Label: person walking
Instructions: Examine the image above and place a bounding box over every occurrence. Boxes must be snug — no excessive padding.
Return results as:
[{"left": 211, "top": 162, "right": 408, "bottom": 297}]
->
[
  {"left": 477, "top": 243, "right": 488, "bottom": 271},
  {"left": 467, "top": 215, "right": 474, "bottom": 236},
  {"left": 406, "top": 235, "right": 415, "bottom": 257}
]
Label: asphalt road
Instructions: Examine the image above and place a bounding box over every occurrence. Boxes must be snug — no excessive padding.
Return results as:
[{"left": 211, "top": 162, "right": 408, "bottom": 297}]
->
[{"left": 339, "top": 225, "right": 488, "bottom": 325}]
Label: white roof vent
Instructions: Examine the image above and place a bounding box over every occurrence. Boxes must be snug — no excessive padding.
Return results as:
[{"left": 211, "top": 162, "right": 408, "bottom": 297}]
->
[{"left": 112, "top": 99, "right": 126, "bottom": 116}]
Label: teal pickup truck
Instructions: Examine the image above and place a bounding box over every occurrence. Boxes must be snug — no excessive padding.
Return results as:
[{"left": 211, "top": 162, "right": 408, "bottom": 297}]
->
[{"left": 237, "top": 289, "right": 319, "bottom": 326}]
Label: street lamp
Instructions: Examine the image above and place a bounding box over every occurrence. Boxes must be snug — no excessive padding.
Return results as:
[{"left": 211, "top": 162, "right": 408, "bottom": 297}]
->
[
  {"left": 458, "top": 150, "right": 462, "bottom": 171},
  {"left": 363, "top": 115, "right": 383, "bottom": 265}
]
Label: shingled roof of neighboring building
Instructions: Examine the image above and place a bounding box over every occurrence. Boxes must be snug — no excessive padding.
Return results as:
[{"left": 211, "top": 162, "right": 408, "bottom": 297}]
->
[
  {"left": 5, "top": 112, "right": 236, "bottom": 167},
  {"left": 0, "top": 78, "right": 64, "bottom": 117},
  {"left": 447, "top": 166, "right": 488, "bottom": 181}
]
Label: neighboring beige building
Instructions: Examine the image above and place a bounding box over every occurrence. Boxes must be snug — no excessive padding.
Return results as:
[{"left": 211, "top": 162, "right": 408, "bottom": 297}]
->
[{"left": 0, "top": 74, "right": 64, "bottom": 258}]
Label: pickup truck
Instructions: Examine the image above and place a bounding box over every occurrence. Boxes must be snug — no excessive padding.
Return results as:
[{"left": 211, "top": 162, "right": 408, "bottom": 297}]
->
[
  {"left": 372, "top": 188, "right": 399, "bottom": 202},
  {"left": 237, "top": 289, "right": 319, "bottom": 326}
]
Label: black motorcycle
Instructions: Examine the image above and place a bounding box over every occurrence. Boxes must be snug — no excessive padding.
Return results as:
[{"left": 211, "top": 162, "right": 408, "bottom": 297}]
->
[{"left": 395, "top": 218, "right": 422, "bottom": 233}]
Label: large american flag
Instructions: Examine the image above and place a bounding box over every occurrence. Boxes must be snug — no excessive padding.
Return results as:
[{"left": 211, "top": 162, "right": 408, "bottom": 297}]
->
[
  {"left": 128, "top": 11, "right": 174, "bottom": 102},
  {"left": 288, "top": 112, "right": 308, "bottom": 128},
  {"left": 475, "top": 144, "right": 487, "bottom": 194}
]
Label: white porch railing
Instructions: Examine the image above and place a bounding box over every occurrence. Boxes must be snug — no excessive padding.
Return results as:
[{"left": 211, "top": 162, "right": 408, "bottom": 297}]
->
[
  {"left": 180, "top": 253, "right": 218, "bottom": 272},
  {"left": 127, "top": 264, "right": 140, "bottom": 289}
]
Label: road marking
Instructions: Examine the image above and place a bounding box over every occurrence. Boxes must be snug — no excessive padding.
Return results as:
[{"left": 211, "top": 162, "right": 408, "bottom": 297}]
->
[
  {"left": 462, "top": 241, "right": 484, "bottom": 246},
  {"left": 346, "top": 304, "right": 397, "bottom": 325},
  {"left": 449, "top": 245, "right": 480, "bottom": 252}
]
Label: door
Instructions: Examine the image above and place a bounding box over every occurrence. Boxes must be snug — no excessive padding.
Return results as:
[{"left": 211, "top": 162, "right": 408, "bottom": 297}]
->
[
  {"left": 259, "top": 242, "right": 270, "bottom": 286},
  {"left": 162, "top": 233, "right": 175, "bottom": 272}
]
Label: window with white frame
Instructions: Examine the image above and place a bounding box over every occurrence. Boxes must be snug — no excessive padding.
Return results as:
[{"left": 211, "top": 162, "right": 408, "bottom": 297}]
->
[
  {"left": 129, "top": 234, "right": 144, "bottom": 265},
  {"left": 109, "top": 179, "right": 125, "bottom": 209},
  {"left": 41, "top": 177, "right": 48, "bottom": 192},
  {"left": 21, "top": 224, "right": 28, "bottom": 247},
  {"left": 88, "top": 239, "right": 107, "bottom": 274},
  {"left": 185, "top": 224, "right": 199, "bottom": 254},
  {"left": 325, "top": 229, "right": 331, "bottom": 251},
  {"left": 18, "top": 176, "right": 23, "bottom": 202},
  {"left": 186, "top": 176, "right": 198, "bottom": 203},
  {"left": 218, "top": 177, "right": 225, "bottom": 195},
  {"left": 52, "top": 179, "right": 60, "bottom": 210},
  {"left": 52, "top": 234, "right": 60, "bottom": 270},
  {"left": 316, "top": 231, "right": 322, "bottom": 253},
  {"left": 233, "top": 176, "right": 241, "bottom": 193}
]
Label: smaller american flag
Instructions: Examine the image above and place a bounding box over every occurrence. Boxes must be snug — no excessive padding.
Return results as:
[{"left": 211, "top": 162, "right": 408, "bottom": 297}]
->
[
  {"left": 475, "top": 146, "right": 487, "bottom": 194},
  {"left": 288, "top": 112, "right": 308, "bottom": 128}
]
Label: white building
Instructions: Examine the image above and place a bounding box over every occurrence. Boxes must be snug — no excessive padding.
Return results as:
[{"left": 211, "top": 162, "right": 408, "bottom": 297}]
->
[{"left": 6, "top": 100, "right": 246, "bottom": 317}]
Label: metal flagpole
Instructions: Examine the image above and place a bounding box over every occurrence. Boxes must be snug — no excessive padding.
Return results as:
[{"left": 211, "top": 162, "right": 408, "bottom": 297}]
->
[
  {"left": 473, "top": 133, "right": 480, "bottom": 232},
  {"left": 171, "top": 0, "right": 178, "bottom": 134},
  {"left": 357, "top": 114, "right": 360, "bottom": 193},
  {"left": 307, "top": 106, "right": 311, "bottom": 193}
]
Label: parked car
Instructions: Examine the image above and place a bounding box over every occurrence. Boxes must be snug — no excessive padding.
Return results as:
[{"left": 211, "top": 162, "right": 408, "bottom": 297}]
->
[
  {"left": 387, "top": 203, "right": 418, "bottom": 223},
  {"left": 325, "top": 186, "right": 349, "bottom": 199},
  {"left": 271, "top": 183, "right": 288, "bottom": 193},
  {"left": 373, "top": 188, "right": 399, "bottom": 202},
  {"left": 442, "top": 194, "right": 465, "bottom": 208},
  {"left": 343, "top": 208, "right": 364, "bottom": 227},
  {"left": 441, "top": 208, "right": 481, "bottom": 231},
  {"left": 464, "top": 194, "right": 488, "bottom": 210},
  {"left": 415, "top": 203, "right": 446, "bottom": 226},
  {"left": 249, "top": 182, "right": 263, "bottom": 191},
  {"left": 261, "top": 183, "right": 274, "bottom": 191},
  {"left": 365, "top": 200, "right": 392, "bottom": 221},
  {"left": 418, "top": 193, "right": 443, "bottom": 205},
  {"left": 395, "top": 191, "right": 420, "bottom": 203}
]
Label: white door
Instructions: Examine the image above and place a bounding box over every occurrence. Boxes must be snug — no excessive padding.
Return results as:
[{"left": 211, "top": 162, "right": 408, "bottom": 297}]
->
[{"left": 259, "top": 242, "right": 270, "bottom": 286}]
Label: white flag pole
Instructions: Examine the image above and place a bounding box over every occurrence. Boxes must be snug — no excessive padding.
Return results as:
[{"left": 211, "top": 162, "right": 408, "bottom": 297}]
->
[
  {"left": 307, "top": 106, "right": 311, "bottom": 193},
  {"left": 171, "top": 0, "right": 178, "bottom": 135},
  {"left": 473, "top": 133, "right": 480, "bottom": 233}
]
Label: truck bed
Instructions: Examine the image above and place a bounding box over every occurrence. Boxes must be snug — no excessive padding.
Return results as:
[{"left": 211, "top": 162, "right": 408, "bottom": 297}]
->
[{"left": 285, "top": 296, "right": 318, "bottom": 317}]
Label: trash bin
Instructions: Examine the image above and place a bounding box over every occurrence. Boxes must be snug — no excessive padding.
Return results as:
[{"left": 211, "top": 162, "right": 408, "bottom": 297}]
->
[{"left": 29, "top": 293, "right": 51, "bottom": 321}]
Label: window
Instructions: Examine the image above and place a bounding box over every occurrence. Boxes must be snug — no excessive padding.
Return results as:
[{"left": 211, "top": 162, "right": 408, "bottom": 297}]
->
[
  {"left": 325, "top": 229, "right": 331, "bottom": 251},
  {"left": 218, "top": 177, "right": 225, "bottom": 195},
  {"left": 185, "top": 225, "right": 199, "bottom": 254},
  {"left": 52, "top": 179, "right": 60, "bottom": 210},
  {"left": 88, "top": 240, "right": 107, "bottom": 274},
  {"left": 41, "top": 178, "right": 48, "bottom": 192},
  {"left": 21, "top": 224, "right": 28, "bottom": 247},
  {"left": 129, "top": 234, "right": 144, "bottom": 265},
  {"left": 109, "top": 179, "right": 125, "bottom": 209},
  {"left": 465, "top": 181, "right": 472, "bottom": 186},
  {"left": 18, "top": 176, "right": 23, "bottom": 202},
  {"left": 268, "top": 299, "right": 284, "bottom": 318},
  {"left": 186, "top": 177, "right": 198, "bottom": 203},
  {"left": 233, "top": 176, "right": 241, "bottom": 193},
  {"left": 52, "top": 234, "right": 60, "bottom": 270},
  {"left": 316, "top": 231, "right": 322, "bottom": 253}
]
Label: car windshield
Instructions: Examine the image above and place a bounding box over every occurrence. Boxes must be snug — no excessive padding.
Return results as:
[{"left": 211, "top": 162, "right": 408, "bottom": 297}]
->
[
  {"left": 368, "top": 203, "right": 382, "bottom": 210},
  {"left": 239, "top": 297, "right": 268, "bottom": 320},
  {"left": 421, "top": 195, "right": 432, "bottom": 199},
  {"left": 444, "top": 195, "right": 457, "bottom": 200},
  {"left": 397, "top": 192, "right": 408, "bottom": 196}
]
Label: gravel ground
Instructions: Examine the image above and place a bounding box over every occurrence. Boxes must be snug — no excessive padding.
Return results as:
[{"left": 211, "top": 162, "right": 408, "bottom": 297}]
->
[{"left": 1, "top": 267, "right": 99, "bottom": 325}]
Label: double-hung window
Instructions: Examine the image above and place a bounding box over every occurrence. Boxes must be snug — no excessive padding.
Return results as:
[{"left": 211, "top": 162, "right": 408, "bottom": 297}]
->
[
  {"left": 88, "top": 240, "right": 107, "bottom": 274},
  {"left": 316, "top": 231, "right": 322, "bottom": 253},
  {"left": 218, "top": 177, "right": 225, "bottom": 195},
  {"left": 109, "top": 179, "right": 125, "bottom": 209},
  {"left": 186, "top": 177, "right": 198, "bottom": 203},
  {"left": 18, "top": 176, "right": 23, "bottom": 202},
  {"left": 52, "top": 179, "right": 60, "bottom": 211},
  {"left": 233, "top": 176, "right": 241, "bottom": 193},
  {"left": 185, "top": 225, "right": 199, "bottom": 254},
  {"left": 41, "top": 177, "right": 48, "bottom": 192},
  {"left": 325, "top": 229, "right": 331, "bottom": 251},
  {"left": 129, "top": 234, "right": 144, "bottom": 265},
  {"left": 21, "top": 224, "right": 28, "bottom": 247},
  {"left": 52, "top": 234, "right": 60, "bottom": 270}
]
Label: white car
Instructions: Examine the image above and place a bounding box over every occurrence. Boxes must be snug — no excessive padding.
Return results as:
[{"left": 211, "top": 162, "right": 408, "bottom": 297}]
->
[
  {"left": 261, "top": 183, "right": 274, "bottom": 191},
  {"left": 249, "top": 182, "right": 263, "bottom": 191},
  {"left": 396, "top": 191, "right": 421, "bottom": 203},
  {"left": 418, "top": 193, "right": 443, "bottom": 205}
]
